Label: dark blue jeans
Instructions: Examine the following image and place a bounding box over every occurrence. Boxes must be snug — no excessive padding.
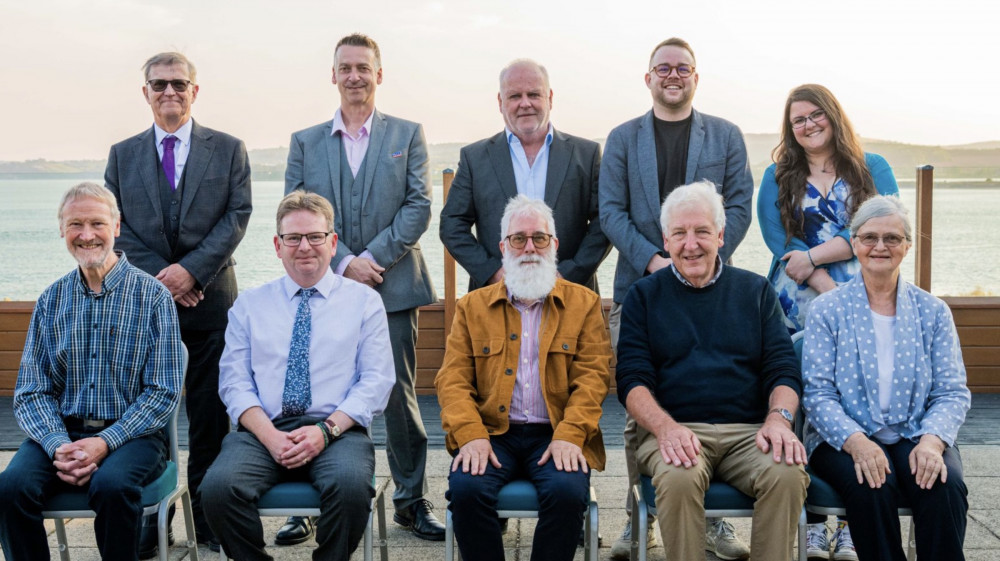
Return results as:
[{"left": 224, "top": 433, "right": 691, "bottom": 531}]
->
[
  {"left": 0, "top": 430, "right": 167, "bottom": 561},
  {"left": 447, "top": 424, "right": 591, "bottom": 561},
  {"left": 812, "top": 439, "right": 968, "bottom": 561}
]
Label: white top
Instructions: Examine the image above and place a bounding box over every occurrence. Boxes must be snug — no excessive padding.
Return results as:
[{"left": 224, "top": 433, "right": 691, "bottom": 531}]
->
[{"left": 871, "top": 309, "right": 901, "bottom": 444}]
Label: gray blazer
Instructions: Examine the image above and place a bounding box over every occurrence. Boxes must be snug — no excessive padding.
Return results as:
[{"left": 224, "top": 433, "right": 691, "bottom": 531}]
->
[
  {"left": 285, "top": 110, "right": 437, "bottom": 313},
  {"left": 439, "top": 129, "right": 610, "bottom": 292},
  {"left": 599, "top": 109, "right": 753, "bottom": 303},
  {"left": 105, "top": 120, "right": 253, "bottom": 330}
]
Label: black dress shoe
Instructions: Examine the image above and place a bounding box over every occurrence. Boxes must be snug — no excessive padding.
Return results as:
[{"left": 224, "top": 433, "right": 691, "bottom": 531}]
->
[
  {"left": 199, "top": 537, "right": 222, "bottom": 552},
  {"left": 138, "top": 527, "right": 174, "bottom": 559},
  {"left": 393, "top": 499, "right": 446, "bottom": 541},
  {"left": 275, "top": 516, "right": 315, "bottom": 545}
]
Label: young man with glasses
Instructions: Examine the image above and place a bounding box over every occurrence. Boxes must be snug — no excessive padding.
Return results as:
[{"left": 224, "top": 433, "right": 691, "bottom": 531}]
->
[
  {"left": 104, "top": 51, "right": 252, "bottom": 557},
  {"left": 437, "top": 195, "right": 611, "bottom": 561},
  {"left": 599, "top": 37, "right": 755, "bottom": 560}
]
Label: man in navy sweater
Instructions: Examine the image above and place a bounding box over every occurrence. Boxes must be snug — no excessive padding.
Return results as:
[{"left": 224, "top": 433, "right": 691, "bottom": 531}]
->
[{"left": 615, "top": 180, "right": 807, "bottom": 561}]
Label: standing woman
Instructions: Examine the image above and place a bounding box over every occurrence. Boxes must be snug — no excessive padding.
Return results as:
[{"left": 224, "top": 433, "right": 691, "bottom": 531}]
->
[{"left": 758, "top": 84, "right": 899, "bottom": 334}]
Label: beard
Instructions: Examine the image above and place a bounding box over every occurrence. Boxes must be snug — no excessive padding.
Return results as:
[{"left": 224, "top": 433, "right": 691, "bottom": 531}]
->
[{"left": 503, "top": 251, "right": 558, "bottom": 301}]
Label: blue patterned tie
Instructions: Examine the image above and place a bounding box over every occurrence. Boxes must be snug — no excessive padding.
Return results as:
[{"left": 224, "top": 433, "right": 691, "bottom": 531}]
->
[{"left": 282, "top": 287, "right": 316, "bottom": 417}]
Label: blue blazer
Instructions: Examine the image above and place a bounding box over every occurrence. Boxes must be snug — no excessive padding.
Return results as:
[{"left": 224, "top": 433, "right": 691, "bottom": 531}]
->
[
  {"left": 801, "top": 273, "right": 971, "bottom": 457},
  {"left": 598, "top": 109, "right": 753, "bottom": 303}
]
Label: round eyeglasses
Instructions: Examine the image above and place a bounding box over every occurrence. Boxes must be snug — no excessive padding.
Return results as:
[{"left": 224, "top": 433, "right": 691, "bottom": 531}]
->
[{"left": 505, "top": 233, "right": 553, "bottom": 249}]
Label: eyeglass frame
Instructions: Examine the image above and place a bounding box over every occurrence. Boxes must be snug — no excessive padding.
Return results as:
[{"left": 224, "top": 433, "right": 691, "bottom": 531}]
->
[
  {"left": 790, "top": 109, "right": 827, "bottom": 129},
  {"left": 854, "top": 232, "right": 909, "bottom": 248},
  {"left": 648, "top": 63, "right": 696, "bottom": 78},
  {"left": 277, "top": 231, "right": 333, "bottom": 247},
  {"left": 145, "top": 79, "right": 193, "bottom": 93},
  {"left": 504, "top": 232, "right": 554, "bottom": 249}
]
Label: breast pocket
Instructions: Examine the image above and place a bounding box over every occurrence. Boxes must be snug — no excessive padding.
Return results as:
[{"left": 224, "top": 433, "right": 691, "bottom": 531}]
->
[
  {"left": 545, "top": 337, "right": 578, "bottom": 395},
  {"left": 694, "top": 160, "right": 725, "bottom": 186},
  {"left": 471, "top": 337, "right": 506, "bottom": 395}
]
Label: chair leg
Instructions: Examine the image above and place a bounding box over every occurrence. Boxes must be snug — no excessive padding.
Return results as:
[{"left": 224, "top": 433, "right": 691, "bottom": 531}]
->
[
  {"left": 630, "top": 484, "right": 647, "bottom": 561},
  {"left": 586, "top": 486, "right": 599, "bottom": 561},
  {"left": 445, "top": 509, "right": 455, "bottom": 561},
  {"left": 54, "top": 518, "right": 71, "bottom": 561},
  {"left": 376, "top": 477, "right": 389, "bottom": 561},
  {"left": 905, "top": 516, "right": 916, "bottom": 561},
  {"left": 796, "top": 507, "right": 807, "bottom": 561},
  {"left": 364, "top": 510, "right": 374, "bottom": 561},
  {"left": 180, "top": 488, "right": 200, "bottom": 561}
]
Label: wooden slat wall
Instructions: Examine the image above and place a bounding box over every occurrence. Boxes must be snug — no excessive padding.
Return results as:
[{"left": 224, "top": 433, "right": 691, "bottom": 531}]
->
[{"left": 2, "top": 297, "right": 998, "bottom": 396}]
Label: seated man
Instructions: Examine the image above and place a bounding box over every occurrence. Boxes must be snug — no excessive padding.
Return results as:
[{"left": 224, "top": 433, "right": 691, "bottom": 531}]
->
[
  {"left": 437, "top": 195, "right": 611, "bottom": 561},
  {"left": 201, "top": 191, "right": 394, "bottom": 560},
  {"left": 0, "top": 182, "right": 184, "bottom": 561},
  {"left": 616, "top": 181, "right": 808, "bottom": 561}
]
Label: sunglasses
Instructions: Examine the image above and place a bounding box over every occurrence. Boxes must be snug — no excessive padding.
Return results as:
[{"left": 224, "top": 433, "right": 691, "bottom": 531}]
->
[{"left": 146, "top": 79, "right": 192, "bottom": 92}]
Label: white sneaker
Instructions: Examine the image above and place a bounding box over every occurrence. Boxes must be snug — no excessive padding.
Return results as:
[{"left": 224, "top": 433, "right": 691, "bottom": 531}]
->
[
  {"left": 832, "top": 521, "right": 858, "bottom": 561},
  {"left": 805, "top": 522, "right": 830, "bottom": 560},
  {"left": 706, "top": 518, "right": 750, "bottom": 560},
  {"left": 610, "top": 519, "right": 658, "bottom": 560}
]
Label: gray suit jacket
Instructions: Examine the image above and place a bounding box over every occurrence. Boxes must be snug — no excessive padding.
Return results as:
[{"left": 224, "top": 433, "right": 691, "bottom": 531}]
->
[
  {"left": 439, "top": 129, "right": 610, "bottom": 292},
  {"left": 599, "top": 109, "right": 753, "bottom": 303},
  {"left": 285, "top": 110, "right": 437, "bottom": 312},
  {"left": 105, "top": 120, "right": 253, "bottom": 330}
]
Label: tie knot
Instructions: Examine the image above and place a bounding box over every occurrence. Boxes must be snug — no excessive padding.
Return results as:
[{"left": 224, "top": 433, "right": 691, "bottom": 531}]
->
[
  {"left": 300, "top": 287, "right": 317, "bottom": 300},
  {"left": 163, "top": 135, "right": 177, "bottom": 150}
]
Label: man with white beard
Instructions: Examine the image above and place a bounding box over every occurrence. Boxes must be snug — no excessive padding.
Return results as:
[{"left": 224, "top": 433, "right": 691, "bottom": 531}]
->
[{"left": 436, "top": 195, "right": 611, "bottom": 561}]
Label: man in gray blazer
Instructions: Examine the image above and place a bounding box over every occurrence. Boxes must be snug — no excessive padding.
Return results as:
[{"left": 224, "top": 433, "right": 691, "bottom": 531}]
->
[
  {"left": 105, "top": 51, "right": 251, "bottom": 556},
  {"left": 440, "top": 59, "right": 610, "bottom": 293},
  {"left": 285, "top": 33, "right": 443, "bottom": 542},
  {"left": 598, "top": 38, "right": 753, "bottom": 560}
]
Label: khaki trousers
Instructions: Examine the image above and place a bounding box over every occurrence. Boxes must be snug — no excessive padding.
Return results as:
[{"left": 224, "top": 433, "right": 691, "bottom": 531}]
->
[{"left": 636, "top": 423, "right": 807, "bottom": 561}]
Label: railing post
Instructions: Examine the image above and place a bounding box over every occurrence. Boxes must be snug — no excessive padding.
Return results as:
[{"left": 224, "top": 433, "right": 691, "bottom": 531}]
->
[
  {"left": 915, "top": 165, "right": 934, "bottom": 291},
  {"left": 442, "top": 169, "right": 456, "bottom": 341}
]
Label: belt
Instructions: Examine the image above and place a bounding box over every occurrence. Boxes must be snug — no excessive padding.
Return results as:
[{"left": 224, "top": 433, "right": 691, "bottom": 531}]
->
[{"left": 64, "top": 417, "right": 115, "bottom": 430}]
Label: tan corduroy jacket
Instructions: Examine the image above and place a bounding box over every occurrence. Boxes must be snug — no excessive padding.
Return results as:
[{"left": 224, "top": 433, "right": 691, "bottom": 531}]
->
[{"left": 435, "top": 278, "right": 612, "bottom": 470}]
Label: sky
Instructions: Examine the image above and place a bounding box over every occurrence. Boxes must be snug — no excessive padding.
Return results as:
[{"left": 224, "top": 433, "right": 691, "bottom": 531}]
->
[{"left": 1, "top": 0, "right": 998, "bottom": 161}]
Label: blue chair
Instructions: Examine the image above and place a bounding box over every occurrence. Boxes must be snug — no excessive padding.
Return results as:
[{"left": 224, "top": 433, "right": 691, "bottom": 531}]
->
[
  {"left": 445, "top": 479, "right": 600, "bottom": 561},
  {"left": 219, "top": 476, "right": 389, "bottom": 561},
  {"left": 41, "top": 345, "right": 199, "bottom": 561}
]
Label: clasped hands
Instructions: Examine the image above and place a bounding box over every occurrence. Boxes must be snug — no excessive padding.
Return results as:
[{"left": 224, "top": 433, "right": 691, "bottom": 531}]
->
[
  {"left": 262, "top": 425, "right": 327, "bottom": 469},
  {"left": 156, "top": 263, "right": 203, "bottom": 307},
  {"left": 53, "top": 437, "right": 109, "bottom": 486},
  {"left": 451, "top": 438, "right": 588, "bottom": 475},
  {"left": 844, "top": 432, "right": 947, "bottom": 489}
]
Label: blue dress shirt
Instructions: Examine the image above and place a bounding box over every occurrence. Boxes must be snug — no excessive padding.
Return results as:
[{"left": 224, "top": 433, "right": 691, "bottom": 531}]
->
[{"left": 506, "top": 124, "right": 554, "bottom": 201}]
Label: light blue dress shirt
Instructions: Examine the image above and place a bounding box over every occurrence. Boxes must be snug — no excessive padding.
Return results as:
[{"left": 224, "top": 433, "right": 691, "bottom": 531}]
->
[
  {"left": 506, "top": 124, "right": 554, "bottom": 200},
  {"left": 219, "top": 269, "right": 395, "bottom": 428}
]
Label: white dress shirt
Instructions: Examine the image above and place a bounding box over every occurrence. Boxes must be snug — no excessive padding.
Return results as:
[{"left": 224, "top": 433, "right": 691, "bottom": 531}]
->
[{"left": 506, "top": 123, "right": 554, "bottom": 201}]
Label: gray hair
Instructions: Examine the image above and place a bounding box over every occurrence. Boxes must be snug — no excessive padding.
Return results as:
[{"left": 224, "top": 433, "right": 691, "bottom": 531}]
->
[
  {"left": 499, "top": 59, "right": 550, "bottom": 92},
  {"left": 500, "top": 195, "right": 557, "bottom": 240},
  {"left": 142, "top": 52, "right": 197, "bottom": 83},
  {"left": 58, "top": 182, "right": 120, "bottom": 225},
  {"left": 659, "top": 180, "right": 726, "bottom": 233},
  {"left": 849, "top": 195, "right": 913, "bottom": 241}
]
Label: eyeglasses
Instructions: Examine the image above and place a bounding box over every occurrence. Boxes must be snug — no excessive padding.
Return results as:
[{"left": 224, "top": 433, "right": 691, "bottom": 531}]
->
[
  {"left": 855, "top": 233, "right": 907, "bottom": 248},
  {"left": 791, "top": 109, "right": 827, "bottom": 129},
  {"left": 505, "top": 233, "right": 553, "bottom": 249},
  {"left": 278, "top": 232, "right": 332, "bottom": 246},
  {"left": 146, "top": 79, "right": 193, "bottom": 92},
  {"left": 648, "top": 63, "right": 695, "bottom": 78}
]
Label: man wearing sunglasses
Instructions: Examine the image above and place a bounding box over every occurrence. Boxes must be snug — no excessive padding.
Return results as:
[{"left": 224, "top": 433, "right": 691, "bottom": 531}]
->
[
  {"left": 437, "top": 196, "right": 611, "bottom": 561},
  {"left": 598, "top": 38, "right": 755, "bottom": 560},
  {"left": 104, "top": 51, "right": 252, "bottom": 557},
  {"left": 440, "top": 59, "right": 610, "bottom": 293}
]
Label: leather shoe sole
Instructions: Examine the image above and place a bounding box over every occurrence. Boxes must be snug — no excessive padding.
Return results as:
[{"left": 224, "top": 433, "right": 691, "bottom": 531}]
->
[{"left": 275, "top": 516, "right": 315, "bottom": 545}]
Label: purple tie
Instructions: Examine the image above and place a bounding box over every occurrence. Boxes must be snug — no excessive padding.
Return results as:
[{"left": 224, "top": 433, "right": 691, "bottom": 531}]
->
[{"left": 162, "top": 135, "right": 177, "bottom": 191}]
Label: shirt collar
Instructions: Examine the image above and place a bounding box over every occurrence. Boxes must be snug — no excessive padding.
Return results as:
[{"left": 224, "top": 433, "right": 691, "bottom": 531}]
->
[
  {"left": 281, "top": 267, "right": 338, "bottom": 301},
  {"left": 670, "top": 255, "right": 725, "bottom": 288},
  {"left": 75, "top": 250, "right": 128, "bottom": 296},
  {"left": 153, "top": 118, "right": 193, "bottom": 147},
  {"left": 505, "top": 123, "right": 554, "bottom": 148},
  {"left": 332, "top": 108, "right": 375, "bottom": 140}
]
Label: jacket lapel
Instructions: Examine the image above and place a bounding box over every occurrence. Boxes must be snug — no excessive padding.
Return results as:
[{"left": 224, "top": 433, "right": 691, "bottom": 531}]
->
[
  {"left": 324, "top": 122, "right": 343, "bottom": 214},
  {"left": 133, "top": 127, "right": 165, "bottom": 222},
  {"left": 638, "top": 111, "right": 661, "bottom": 216},
  {"left": 543, "top": 130, "right": 570, "bottom": 209},
  {"left": 179, "top": 120, "right": 214, "bottom": 224},
  {"left": 685, "top": 109, "right": 705, "bottom": 184},
  {"left": 361, "top": 110, "right": 387, "bottom": 205},
  {"left": 488, "top": 132, "right": 519, "bottom": 202}
]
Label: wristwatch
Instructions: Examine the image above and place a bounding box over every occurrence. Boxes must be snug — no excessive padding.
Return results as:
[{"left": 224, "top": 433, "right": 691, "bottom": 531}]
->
[
  {"left": 768, "top": 408, "right": 794, "bottom": 425},
  {"left": 324, "top": 419, "right": 342, "bottom": 439}
]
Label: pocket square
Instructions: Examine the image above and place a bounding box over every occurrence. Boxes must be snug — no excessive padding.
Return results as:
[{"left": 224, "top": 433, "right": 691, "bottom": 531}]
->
[{"left": 391, "top": 150, "right": 404, "bottom": 158}]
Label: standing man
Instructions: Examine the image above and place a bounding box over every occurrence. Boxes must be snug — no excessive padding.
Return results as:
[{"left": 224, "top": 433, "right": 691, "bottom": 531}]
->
[
  {"left": 440, "top": 59, "right": 610, "bottom": 292},
  {"left": 105, "top": 51, "right": 252, "bottom": 555},
  {"left": 285, "top": 33, "right": 443, "bottom": 541},
  {"left": 599, "top": 37, "right": 754, "bottom": 559},
  {"left": 0, "top": 182, "right": 183, "bottom": 561}
]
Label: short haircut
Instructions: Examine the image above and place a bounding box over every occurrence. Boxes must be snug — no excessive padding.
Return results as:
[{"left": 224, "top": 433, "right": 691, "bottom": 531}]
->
[
  {"left": 498, "top": 59, "right": 550, "bottom": 92},
  {"left": 648, "top": 37, "right": 696, "bottom": 68},
  {"left": 849, "top": 195, "right": 913, "bottom": 241},
  {"left": 335, "top": 33, "right": 382, "bottom": 70},
  {"left": 58, "top": 182, "right": 120, "bottom": 225},
  {"left": 142, "top": 52, "right": 197, "bottom": 83},
  {"left": 276, "top": 190, "right": 335, "bottom": 233},
  {"left": 500, "top": 195, "right": 557, "bottom": 241},
  {"left": 659, "top": 180, "right": 725, "bottom": 233}
]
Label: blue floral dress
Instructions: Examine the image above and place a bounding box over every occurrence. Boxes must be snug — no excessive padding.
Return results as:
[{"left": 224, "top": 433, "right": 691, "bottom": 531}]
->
[{"left": 769, "top": 178, "right": 859, "bottom": 333}]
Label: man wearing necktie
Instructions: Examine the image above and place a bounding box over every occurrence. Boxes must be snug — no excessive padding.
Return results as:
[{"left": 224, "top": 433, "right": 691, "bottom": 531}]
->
[
  {"left": 201, "top": 190, "right": 395, "bottom": 561},
  {"left": 104, "top": 51, "right": 252, "bottom": 556}
]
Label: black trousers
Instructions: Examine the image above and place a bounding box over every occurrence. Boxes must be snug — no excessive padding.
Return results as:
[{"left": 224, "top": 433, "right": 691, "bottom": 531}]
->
[{"left": 812, "top": 439, "right": 968, "bottom": 560}]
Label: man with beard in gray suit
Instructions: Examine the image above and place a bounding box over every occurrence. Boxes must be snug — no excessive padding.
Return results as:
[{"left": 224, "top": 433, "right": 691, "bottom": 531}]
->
[
  {"left": 440, "top": 59, "right": 609, "bottom": 293},
  {"left": 284, "top": 33, "right": 443, "bottom": 543},
  {"left": 105, "top": 51, "right": 251, "bottom": 557}
]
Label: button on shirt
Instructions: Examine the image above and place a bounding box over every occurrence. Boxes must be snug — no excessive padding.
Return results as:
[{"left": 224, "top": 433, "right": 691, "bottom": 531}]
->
[
  {"left": 14, "top": 252, "right": 184, "bottom": 457},
  {"left": 219, "top": 269, "right": 395, "bottom": 428},
  {"left": 153, "top": 119, "right": 193, "bottom": 183},
  {"left": 508, "top": 292, "right": 550, "bottom": 424},
  {"left": 332, "top": 108, "right": 378, "bottom": 275},
  {"left": 506, "top": 124, "right": 554, "bottom": 200}
]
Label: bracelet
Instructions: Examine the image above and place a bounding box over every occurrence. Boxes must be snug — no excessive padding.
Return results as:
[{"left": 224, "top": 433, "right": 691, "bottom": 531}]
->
[
  {"left": 806, "top": 250, "right": 816, "bottom": 267},
  {"left": 315, "top": 422, "right": 330, "bottom": 449}
]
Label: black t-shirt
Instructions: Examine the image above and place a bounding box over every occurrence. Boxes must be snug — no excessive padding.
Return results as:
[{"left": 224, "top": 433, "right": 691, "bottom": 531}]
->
[{"left": 653, "top": 114, "right": 693, "bottom": 201}]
